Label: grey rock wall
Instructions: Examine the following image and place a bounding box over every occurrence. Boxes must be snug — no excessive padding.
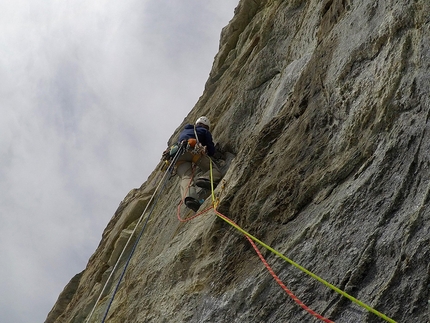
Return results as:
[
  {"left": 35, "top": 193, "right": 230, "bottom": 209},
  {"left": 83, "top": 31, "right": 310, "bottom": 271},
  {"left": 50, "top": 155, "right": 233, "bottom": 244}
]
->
[{"left": 47, "top": 0, "right": 430, "bottom": 322}]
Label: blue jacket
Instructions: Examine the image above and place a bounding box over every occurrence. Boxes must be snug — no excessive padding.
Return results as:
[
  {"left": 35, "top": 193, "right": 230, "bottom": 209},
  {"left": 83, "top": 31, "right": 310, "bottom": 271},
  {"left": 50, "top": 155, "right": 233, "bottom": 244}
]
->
[{"left": 178, "top": 124, "right": 216, "bottom": 156}]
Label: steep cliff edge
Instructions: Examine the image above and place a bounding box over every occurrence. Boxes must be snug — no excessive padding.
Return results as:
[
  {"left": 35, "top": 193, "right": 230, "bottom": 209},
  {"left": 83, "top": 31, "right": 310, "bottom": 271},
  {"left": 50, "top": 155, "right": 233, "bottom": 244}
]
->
[{"left": 47, "top": 0, "right": 430, "bottom": 322}]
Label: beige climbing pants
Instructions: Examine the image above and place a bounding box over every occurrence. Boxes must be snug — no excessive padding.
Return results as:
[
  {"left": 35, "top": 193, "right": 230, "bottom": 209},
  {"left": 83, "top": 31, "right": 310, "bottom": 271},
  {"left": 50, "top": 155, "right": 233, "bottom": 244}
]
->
[{"left": 176, "top": 152, "right": 222, "bottom": 200}]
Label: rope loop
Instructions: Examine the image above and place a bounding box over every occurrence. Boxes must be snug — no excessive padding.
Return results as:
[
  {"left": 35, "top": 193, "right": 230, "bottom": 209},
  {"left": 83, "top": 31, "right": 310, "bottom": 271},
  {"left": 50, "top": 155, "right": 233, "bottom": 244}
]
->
[{"left": 175, "top": 156, "right": 398, "bottom": 323}]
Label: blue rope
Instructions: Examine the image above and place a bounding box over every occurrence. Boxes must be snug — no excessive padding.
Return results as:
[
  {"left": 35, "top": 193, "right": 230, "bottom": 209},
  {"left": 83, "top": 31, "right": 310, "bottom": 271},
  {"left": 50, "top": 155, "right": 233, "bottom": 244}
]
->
[{"left": 100, "top": 145, "right": 184, "bottom": 322}]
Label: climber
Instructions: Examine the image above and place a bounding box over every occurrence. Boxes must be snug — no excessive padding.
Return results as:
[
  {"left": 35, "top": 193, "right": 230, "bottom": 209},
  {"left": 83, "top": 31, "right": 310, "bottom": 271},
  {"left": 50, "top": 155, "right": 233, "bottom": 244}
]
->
[{"left": 163, "top": 116, "right": 222, "bottom": 211}]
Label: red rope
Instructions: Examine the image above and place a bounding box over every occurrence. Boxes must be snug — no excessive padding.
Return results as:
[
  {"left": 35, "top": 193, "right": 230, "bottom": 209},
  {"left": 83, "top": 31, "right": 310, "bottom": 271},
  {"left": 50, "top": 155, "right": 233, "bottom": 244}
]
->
[
  {"left": 213, "top": 210, "right": 334, "bottom": 323},
  {"left": 245, "top": 235, "right": 334, "bottom": 322},
  {"left": 177, "top": 202, "right": 213, "bottom": 222}
]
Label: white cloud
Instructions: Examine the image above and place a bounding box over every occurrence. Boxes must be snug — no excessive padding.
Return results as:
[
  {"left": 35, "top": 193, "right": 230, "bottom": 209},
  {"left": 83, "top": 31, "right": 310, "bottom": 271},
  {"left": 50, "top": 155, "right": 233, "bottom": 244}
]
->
[{"left": 0, "top": 0, "right": 237, "bottom": 322}]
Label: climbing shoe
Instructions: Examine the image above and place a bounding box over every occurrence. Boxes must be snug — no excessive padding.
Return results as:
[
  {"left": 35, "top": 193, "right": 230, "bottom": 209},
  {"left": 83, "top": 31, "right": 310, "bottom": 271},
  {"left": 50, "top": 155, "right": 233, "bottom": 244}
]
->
[
  {"left": 195, "top": 178, "right": 217, "bottom": 190},
  {"left": 184, "top": 197, "right": 201, "bottom": 212}
]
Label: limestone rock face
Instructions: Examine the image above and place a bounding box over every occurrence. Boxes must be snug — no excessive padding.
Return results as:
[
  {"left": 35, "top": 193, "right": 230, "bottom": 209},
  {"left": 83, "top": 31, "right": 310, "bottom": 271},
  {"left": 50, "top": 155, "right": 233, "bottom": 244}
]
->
[{"left": 47, "top": 0, "right": 430, "bottom": 322}]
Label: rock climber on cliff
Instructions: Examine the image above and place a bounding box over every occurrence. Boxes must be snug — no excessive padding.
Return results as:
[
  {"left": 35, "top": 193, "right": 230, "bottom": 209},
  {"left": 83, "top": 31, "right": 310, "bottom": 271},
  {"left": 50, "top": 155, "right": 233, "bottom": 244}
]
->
[{"left": 163, "top": 116, "right": 222, "bottom": 211}]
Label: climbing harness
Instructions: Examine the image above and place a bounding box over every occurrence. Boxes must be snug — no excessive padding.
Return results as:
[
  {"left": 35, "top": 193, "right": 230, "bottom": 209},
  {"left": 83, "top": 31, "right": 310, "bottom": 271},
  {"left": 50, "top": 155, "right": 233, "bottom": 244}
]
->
[
  {"left": 164, "top": 135, "right": 205, "bottom": 170},
  {"left": 176, "top": 157, "right": 398, "bottom": 323},
  {"left": 85, "top": 144, "right": 185, "bottom": 323}
]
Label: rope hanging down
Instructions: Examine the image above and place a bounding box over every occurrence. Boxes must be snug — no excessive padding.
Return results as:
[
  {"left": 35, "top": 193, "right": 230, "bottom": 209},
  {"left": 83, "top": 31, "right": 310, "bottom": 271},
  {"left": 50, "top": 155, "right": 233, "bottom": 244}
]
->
[
  {"left": 85, "top": 144, "right": 185, "bottom": 323},
  {"left": 180, "top": 157, "right": 397, "bottom": 323}
]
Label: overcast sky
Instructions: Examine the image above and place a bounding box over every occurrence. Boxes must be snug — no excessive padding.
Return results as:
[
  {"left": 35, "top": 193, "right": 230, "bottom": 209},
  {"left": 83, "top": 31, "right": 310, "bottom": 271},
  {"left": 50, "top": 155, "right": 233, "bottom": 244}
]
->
[{"left": 0, "top": 1, "right": 238, "bottom": 322}]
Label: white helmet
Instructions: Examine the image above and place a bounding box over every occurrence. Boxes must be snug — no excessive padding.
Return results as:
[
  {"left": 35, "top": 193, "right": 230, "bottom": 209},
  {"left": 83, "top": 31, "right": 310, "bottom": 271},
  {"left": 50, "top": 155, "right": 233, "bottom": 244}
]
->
[{"left": 195, "top": 116, "right": 211, "bottom": 129}]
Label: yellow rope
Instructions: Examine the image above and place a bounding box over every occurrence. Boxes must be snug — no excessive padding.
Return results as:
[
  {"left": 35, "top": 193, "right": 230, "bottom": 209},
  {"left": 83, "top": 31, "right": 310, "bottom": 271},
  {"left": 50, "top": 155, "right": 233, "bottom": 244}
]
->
[
  {"left": 209, "top": 157, "right": 219, "bottom": 209},
  {"left": 208, "top": 158, "right": 397, "bottom": 323}
]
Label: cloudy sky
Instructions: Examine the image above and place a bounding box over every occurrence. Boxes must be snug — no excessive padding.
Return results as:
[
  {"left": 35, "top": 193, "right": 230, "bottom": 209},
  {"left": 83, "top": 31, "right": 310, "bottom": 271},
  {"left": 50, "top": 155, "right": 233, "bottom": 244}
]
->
[{"left": 0, "top": 1, "right": 238, "bottom": 322}]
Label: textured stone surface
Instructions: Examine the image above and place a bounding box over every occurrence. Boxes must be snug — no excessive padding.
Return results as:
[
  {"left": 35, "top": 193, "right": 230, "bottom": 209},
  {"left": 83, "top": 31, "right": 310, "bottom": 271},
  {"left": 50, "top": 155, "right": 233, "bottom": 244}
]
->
[{"left": 47, "top": 0, "right": 430, "bottom": 322}]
